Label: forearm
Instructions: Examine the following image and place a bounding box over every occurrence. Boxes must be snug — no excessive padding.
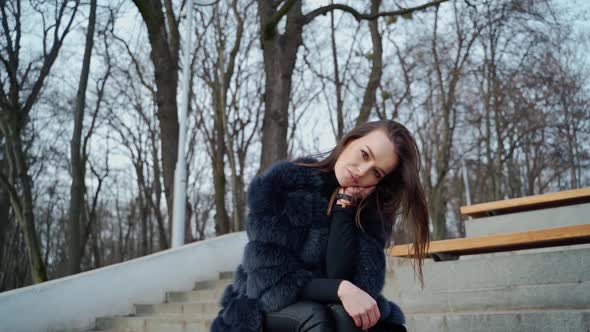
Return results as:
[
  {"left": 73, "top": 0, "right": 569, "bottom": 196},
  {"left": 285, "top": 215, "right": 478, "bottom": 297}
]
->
[
  {"left": 326, "top": 204, "right": 358, "bottom": 278},
  {"left": 298, "top": 278, "right": 344, "bottom": 303}
]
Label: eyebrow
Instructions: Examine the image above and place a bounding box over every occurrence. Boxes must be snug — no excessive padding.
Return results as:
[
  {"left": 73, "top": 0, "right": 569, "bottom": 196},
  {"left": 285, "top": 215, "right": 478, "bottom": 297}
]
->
[{"left": 365, "top": 145, "right": 385, "bottom": 176}]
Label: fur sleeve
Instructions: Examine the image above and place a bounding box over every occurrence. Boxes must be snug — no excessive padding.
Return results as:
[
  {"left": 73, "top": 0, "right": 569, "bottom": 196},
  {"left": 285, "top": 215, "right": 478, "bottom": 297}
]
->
[
  {"left": 242, "top": 159, "right": 319, "bottom": 313},
  {"left": 355, "top": 206, "right": 407, "bottom": 326},
  {"left": 350, "top": 230, "right": 386, "bottom": 299},
  {"left": 351, "top": 231, "right": 406, "bottom": 326}
]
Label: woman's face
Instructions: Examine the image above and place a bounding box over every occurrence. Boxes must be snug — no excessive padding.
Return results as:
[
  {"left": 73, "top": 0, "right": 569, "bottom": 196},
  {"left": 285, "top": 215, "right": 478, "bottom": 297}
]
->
[{"left": 334, "top": 129, "right": 398, "bottom": 188}]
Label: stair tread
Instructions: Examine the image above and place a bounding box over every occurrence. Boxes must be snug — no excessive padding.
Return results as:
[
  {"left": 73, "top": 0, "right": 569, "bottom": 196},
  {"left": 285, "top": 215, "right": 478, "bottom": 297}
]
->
[
  {"left": 100, "top": 313, "right": 216, "bottom": 320},
  {"left": 408, "top": 308, "right": 590, "bottom": 316},
  {"left": 140, "top": 300, "right": 217, "bottom": 305}
]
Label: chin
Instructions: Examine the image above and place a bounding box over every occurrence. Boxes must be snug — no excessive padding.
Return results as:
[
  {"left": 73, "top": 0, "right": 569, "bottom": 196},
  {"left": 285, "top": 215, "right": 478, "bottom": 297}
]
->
[
  {"left": 338, "top": 169, "right": 353, "bottom": 187},
  {"left": 335, "top": 168, "right": 345, "bottom": 187}
]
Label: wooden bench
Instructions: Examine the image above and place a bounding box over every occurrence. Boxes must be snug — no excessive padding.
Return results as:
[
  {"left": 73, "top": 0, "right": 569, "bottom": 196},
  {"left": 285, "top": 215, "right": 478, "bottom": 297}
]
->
[
  {"left": 459, "top": 187, "right": 590, "bottom": 218},
  {"left": 388, "top": 224, "right": 590, "bottom": 261},
  {"left": 389, "top": 187, "right": 590, "bottom": 261}
]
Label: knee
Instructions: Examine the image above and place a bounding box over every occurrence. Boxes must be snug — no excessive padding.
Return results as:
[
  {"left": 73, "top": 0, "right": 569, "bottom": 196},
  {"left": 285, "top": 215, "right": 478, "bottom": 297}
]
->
[
  {"left": 264, "top": 301, "right": 334, "bottom": 332},
  {"left": 299, "top": 302, "right": 334, "bottom": 332},
  {"left": 326, "top": 304, "right": 362, "bottom": 332}
]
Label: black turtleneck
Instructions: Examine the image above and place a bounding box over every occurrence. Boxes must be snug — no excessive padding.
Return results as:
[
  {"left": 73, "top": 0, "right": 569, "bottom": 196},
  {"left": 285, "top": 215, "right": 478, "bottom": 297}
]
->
[{"left": 297, "top": 168, "right": 378, "bottom": 303}]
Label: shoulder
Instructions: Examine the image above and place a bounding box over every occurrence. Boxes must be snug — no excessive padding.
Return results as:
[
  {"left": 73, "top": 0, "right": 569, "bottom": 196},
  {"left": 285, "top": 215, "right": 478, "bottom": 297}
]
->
[
  {"left": 249, "top": 157, "right": 321, "bottom": 193},
  {"left": 246, "top": 157, "right": 322, "bottom": 212}
]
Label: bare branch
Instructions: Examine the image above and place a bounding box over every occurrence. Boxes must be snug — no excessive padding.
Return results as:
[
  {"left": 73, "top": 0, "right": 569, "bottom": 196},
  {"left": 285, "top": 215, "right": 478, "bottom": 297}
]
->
[
  {"left": 303, "top": 0, "right": 448, "bottom": 25},
  {"left": 263, "top": 0, "right": 298, "bottom": 39}
]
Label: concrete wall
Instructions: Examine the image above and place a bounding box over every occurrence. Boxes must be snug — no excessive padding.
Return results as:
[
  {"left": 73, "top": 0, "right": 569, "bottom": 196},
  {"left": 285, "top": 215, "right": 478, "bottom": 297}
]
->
[
  {"left": 465, "top": 202, "right": 590, "bottom": 237},
  {"left": 0, "top": 232, "right": 248, "bottom": 332}
]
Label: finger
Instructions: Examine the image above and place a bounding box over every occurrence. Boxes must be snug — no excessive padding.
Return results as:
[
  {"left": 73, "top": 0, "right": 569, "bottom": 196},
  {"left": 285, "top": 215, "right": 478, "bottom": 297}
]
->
[
  {"left": 360, "top": 311, "right": 370, "bottom": 330},
  {"left": 374, "top": 305, "right": 381, "bottom": 322},
  {"left": 345, "top": 186, "right": 360, "bottom": 195},
  {"left": 366, "top": 307, "right": 377, "bottom": 328},
  {"left": 353, "top": 315, "right": 362, "bottom": 328}
]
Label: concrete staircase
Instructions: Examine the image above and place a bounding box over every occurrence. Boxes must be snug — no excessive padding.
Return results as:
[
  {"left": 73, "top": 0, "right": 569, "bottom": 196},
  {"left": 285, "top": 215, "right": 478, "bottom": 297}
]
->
[
  {"left": 90, "top": 272, "right": 230, "bottom": 332},
  {"left": 89, "top": 244, "right": 590, "bottom": 332},
  {"left": 393, "top": 245, "right": 590, "bottom": 331}
]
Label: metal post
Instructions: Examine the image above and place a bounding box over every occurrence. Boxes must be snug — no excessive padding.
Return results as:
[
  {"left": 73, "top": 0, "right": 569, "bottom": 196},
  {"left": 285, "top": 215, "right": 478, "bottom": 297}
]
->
[{"left": 172, "top": 0, "right": 194, "bottom": 247}]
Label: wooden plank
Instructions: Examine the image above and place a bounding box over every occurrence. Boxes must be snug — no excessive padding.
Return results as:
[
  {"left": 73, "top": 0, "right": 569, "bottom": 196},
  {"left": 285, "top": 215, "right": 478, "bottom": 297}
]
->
[
  {"left": 388, "top": 224, "right": 590, "bottom": 258},
  {"left": 460, "top": 187, "right": 590, "bottom": 218}
]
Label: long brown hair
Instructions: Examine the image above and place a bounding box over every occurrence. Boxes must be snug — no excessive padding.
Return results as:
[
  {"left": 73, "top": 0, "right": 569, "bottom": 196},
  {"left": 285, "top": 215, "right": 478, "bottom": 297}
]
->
[{"left": 293, "top": 119, "right": 430, "bottom": 289}]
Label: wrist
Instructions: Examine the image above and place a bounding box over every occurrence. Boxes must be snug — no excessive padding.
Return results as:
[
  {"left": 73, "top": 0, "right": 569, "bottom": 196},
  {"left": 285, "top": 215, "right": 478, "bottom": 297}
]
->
[{"left": 337, "top": 280, "right": 351, "bottom": 299}]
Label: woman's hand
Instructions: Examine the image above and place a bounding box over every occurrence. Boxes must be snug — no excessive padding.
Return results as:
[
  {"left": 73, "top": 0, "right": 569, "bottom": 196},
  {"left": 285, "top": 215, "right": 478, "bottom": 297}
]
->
[
  {"left": 337, "top": 186, "right": 376, "bottom": 207},
  {"left": 337, "top": 280, "right": 380, "bottom": 330}
]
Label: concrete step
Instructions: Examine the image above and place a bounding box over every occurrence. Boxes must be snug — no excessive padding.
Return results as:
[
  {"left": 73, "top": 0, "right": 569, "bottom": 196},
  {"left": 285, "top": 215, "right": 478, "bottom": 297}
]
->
[
  {"left": 94, "top": 309, "right": 590, "bottom": 331},
  {"left": 193, "top": 278, "right": 231, "bottom": 291},
  {"left": 165, "top": 288, "right": 225, "bottom": 302},
  {"left": 135, "top": 302, "right": 220, "bottom": 316},
  {"left": 384, "top": 246, "right": 590, "bottom": 293},
  {"left": 388, "top": 280, "right": 590, "bottom": 314},
  {"left": 95, "top": 315, "right": 215, "bottom": 332},
  {"left": 219, "top": 271, "right": 234, "bottom": 280},
  {"left": 465, "top": 202, "right": 590, "bottom": 237},
  {"left": 406, "top": 308, "right": 590, "bottom": 332}
]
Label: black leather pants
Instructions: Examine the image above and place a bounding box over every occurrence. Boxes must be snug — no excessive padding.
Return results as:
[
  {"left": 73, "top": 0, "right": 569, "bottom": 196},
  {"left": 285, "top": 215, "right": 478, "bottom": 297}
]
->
[{"left": 263, "top": 301, "right": 408, "bottom": 332}]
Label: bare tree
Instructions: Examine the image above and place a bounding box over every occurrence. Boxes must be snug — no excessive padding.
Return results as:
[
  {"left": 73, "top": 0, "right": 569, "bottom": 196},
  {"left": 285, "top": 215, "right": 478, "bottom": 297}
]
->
[
  {"left": 193, "top": 0, "right": 260, "bottom": 235},
  {"left": 0, "top": 0, "right": 80, "bottom": 283},
  {"left": 131, "top": 0, "right": 183, "bottom": 239},
  {"left": 257, "top": 0, "right": 448, "bottom": 172},
  {"left": 111, "top": 15, "right": 170, "bottom": 250},
  {"left": 356, "top": 0, "right": 383, "bottom": 126},
  {"left": 422, "top": 1, "right": 480, "bottom": 240},
  {"left": 68, "top": 0, "right": 97, "bottom": 275}
]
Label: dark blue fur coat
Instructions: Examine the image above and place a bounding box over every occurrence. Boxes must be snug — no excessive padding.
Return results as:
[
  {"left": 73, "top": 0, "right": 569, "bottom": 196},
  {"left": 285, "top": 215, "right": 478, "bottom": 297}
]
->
[{"left": 210, "top": 157, "right": 406, "bottom": 331}]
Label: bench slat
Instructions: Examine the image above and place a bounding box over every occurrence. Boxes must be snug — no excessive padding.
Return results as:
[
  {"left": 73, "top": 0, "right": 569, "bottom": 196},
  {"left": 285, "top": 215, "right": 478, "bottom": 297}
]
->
[
  {"left": 388, "top": 224, "right": 590, "bottom": 258},
  {"left": 459, "top": 188, "right": 590, "bottom": 218}
]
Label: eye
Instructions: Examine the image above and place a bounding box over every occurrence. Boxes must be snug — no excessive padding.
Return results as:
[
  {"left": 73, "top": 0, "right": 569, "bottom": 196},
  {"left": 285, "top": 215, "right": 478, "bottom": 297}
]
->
[{"left": 362, "top": 150, "right": 381, "bottom": 178}]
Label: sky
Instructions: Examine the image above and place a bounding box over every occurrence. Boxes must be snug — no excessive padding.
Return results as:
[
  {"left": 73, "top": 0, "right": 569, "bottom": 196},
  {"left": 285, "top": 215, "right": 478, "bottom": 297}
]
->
[{"left": 12, "top": 0, "right": 590, "bottom": 238}]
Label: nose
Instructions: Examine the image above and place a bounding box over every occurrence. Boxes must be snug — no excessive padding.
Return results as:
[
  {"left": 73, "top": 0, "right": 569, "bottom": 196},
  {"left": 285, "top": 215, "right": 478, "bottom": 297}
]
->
[{"left": 355, "top": 164, "right": 370, "bottom": 178}]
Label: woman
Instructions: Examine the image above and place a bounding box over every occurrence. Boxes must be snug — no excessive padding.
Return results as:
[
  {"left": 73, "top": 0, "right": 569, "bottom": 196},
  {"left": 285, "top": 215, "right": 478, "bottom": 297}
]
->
[{"left": 211, "top": 120, "right": 430, "bottom": 332}]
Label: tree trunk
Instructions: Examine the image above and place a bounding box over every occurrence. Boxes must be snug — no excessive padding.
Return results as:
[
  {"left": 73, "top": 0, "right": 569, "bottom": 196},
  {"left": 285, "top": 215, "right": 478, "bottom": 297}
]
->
[
  {"left": 429, "top": 182, "right": 448, "bottom": 240},
  {"left": 68, "top": 0, "right": 96, "bottom": 275},
  {"left": 1, "top": 126, "right": 47, "bottom": 282},
  {"left": 233, "top": 175, "right": 246, "bottom": 232},
  {"left": 329, "top": 9, "right": 344, "bottom": 139},
  {"left": 149, "top": 139, "right": 168, "bottom": 249},
  {"left": 136, "top": 162, "right": 149, "bottom": 256},
  {"left": 212, "top": 139, "right": 230, "bottom": 235},
  {"left": 0, "top": 154, "right": 8, "bottom": 270},
  {"left": 356, "top": 0, "right": 383, "bottom": 126},
  {"left": 258, "top": 0, "right": 303, "bottom": 172},
  {"left": 92, "top": 207, "right": 102, "bottom": 268},
  {"left": 132, "top": 0, "right": 180, "bottom": 238}
]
